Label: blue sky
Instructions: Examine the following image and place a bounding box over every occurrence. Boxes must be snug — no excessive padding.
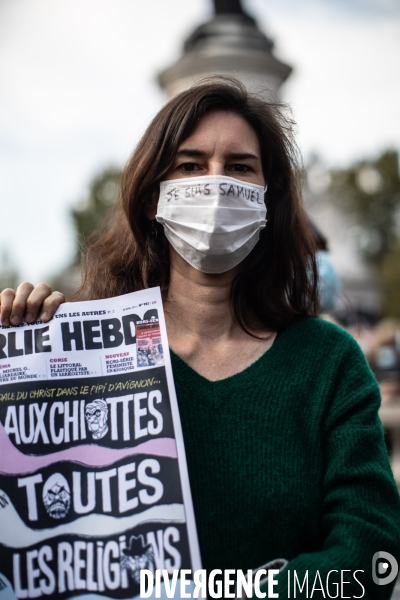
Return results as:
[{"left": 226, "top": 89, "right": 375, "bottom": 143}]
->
[{"left": 0, "top": 0, "right": 399, "bottom": 283}]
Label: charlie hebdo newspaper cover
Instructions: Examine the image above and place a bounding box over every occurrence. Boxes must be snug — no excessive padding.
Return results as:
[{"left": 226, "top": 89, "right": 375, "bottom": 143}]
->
[{"left": 0, "top": 287, "right": 201, "bottom": 599}]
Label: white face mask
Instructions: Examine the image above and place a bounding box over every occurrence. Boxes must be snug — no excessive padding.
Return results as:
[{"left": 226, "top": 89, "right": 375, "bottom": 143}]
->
[{"left": 156, "top": 175, "right": 267, "bottom": 274}]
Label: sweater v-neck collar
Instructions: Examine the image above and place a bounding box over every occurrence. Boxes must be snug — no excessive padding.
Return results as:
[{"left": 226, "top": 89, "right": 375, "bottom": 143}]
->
[{"left": 168, "top": 321, "right": 294, "bottom": 386}]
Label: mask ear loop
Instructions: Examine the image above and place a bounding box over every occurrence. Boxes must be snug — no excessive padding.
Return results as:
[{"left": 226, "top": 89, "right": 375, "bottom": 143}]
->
[{"left": 263, "top": 183, "right": 268, "bottom": 222}]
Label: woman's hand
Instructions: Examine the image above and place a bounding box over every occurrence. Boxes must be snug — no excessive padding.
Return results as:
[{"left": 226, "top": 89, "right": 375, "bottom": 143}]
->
[{"left": 0, "top": 282, "right": 65, "bottom": 327}]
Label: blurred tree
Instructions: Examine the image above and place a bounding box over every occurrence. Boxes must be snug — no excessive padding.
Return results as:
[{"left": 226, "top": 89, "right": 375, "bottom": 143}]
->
[
  {"left": 381, "top": 246, "right": 400, "bottom": 317},
  {"left": 71, "top": 166, "right": 122, "bottom": 262},
  {"left": 0, "top": 249, "right": 20, "bottom": 291},
  {"left": 50, "top": 165, "right": 122, "bottom": 296},
  {"left": 329, "top": 149, "right": 400, "bottom": 316}
]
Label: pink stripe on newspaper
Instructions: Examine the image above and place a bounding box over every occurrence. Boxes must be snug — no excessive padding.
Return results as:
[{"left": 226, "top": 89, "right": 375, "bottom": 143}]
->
[{"left": 0, "top": 423, "right": 177, "bottom": 475}]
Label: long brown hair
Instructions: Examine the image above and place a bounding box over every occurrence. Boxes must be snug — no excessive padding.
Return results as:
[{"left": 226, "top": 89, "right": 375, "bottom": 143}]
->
[{"left": 72, "top": 77, "right": 318, "bottom": 332}]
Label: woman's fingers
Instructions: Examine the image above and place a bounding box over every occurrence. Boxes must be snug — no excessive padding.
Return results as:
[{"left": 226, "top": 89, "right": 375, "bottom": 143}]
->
[
  {"left": 0, "top": 283, "right": 66, "bottom": 326},
  {"left": 23, "top": 282, "right": 53, "bottom": 323},
  {"left": 39, "top": 291, "right": 66, "bottom": 322},
  {"left": 1, "top": 282, "right": 35, "bottom": 326},
  {"left": 0, "top": 288, "right": 18, "bottom": 327},
  {"left": 10, "top": 282, "right": 35, "bottom": 325}
]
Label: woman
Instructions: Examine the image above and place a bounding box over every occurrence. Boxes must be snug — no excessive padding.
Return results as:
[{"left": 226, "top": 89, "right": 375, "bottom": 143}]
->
[{"left": 1, "top": 78, "right": 400, "bottom": 598}]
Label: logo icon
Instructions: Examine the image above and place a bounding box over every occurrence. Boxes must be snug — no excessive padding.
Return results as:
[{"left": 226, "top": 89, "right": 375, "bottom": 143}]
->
[{"left": 372, "top": 551, "right": 398, "bottom": 586}]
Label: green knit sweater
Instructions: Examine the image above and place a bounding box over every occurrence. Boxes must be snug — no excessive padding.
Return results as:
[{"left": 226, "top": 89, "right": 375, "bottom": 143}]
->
[{"left": 171, "top": 317, "right": 400, "bottom": 599}]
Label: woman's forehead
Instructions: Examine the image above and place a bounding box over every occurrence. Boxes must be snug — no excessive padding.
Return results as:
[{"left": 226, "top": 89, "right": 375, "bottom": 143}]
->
[{"left": 179, "top": 110, "right": 261, "bottom": 156}]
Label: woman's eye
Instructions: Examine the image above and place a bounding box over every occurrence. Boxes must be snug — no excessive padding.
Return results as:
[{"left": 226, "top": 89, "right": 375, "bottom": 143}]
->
[
  {"left": 229, "top": 164, "right": 251, "bottom": 173},
  {"left": 177, "top": 163, "right": 199, "bottom": 172}
]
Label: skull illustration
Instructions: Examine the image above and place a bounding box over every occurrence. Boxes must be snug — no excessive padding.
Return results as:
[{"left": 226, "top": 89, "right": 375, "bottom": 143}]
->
[
  {"left": 42, "top": 473, "right": 71, "bottom": 519},
  {"left": 85, "top": 399, "right": 109, "bottom": 439}
]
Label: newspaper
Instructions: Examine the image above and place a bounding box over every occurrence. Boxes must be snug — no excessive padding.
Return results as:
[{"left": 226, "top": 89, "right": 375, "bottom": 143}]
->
[{"left": 0, "top": 287, "right": 201, "bottom": 599}]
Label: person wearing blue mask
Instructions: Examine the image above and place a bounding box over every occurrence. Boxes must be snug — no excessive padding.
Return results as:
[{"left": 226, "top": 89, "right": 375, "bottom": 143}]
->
[
  {"left": 1, "top": 77, "right": 399, "bottom": 598},
  {"left": 317, "top": 249, "right": 340, "bottom": 313},
  {"left": 308, "top": 220, "right": 341, "bottom": 313}
]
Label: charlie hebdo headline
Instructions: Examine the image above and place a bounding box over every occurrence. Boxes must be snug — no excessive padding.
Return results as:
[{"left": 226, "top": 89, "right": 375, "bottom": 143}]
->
[{"left": 0, "top": 288, "right": 201, "bottom": 600}]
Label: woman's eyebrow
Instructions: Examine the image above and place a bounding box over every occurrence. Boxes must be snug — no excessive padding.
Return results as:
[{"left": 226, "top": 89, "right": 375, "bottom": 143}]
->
[
  {"left": 176, "top": 149, "right": 206, "bottom": 157},
  {"left": 225, "top": 152, "right": 259, "bottom": 161},
  {"left": 176, "top": 149, "right": 259, "bottom": 160}
]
